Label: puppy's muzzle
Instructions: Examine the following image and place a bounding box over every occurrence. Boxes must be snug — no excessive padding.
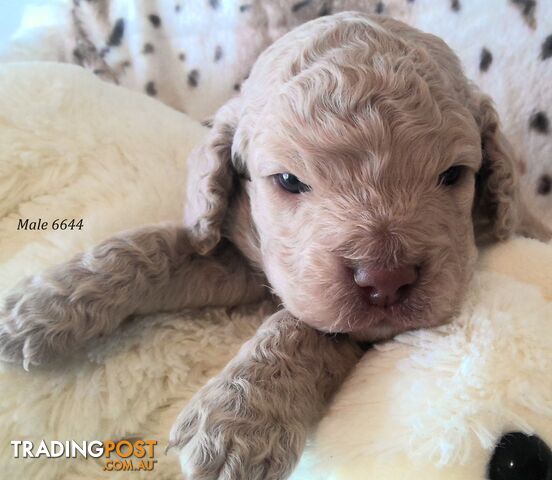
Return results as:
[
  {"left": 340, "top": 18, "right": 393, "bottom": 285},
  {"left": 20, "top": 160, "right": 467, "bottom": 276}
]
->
[{"left": 353, "top": 265, "right": 419, "bottom": 307}]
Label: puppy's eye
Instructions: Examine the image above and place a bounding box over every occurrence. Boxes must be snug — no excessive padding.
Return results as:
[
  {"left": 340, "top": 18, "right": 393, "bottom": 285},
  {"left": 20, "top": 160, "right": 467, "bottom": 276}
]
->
[
  {"left": 438, "top": 165, "right": 464, "bottom": 187},
  {"left": 276, "top": 173, "right": 311, "bottom": 194}
]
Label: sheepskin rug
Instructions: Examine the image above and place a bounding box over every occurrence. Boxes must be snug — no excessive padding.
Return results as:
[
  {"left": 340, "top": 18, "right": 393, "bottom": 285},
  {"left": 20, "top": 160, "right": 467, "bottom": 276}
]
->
[{"left": 0, "top": 62, "right": 269, "bottom": 479}]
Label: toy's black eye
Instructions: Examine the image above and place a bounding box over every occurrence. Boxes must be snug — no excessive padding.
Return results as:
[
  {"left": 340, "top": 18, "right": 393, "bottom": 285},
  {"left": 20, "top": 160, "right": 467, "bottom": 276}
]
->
[
  {"left": 276, "top": 173, "right": 311, "bottom": 194},
  {"left": 487, "top": 432, "right": 552, "bottom": 480},
  {"left": 438, "top": 165, "right": 464, "bottom": 186}
]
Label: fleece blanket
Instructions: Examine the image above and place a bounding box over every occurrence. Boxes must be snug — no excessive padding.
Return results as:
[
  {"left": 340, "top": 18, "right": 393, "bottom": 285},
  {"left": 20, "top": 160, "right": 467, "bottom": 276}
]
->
[
  {"left": 2, "top": 0, "right": 551, "bottom": 226},
  {"left": 0, "top": 62, "right": 272, "bottom": 479}
]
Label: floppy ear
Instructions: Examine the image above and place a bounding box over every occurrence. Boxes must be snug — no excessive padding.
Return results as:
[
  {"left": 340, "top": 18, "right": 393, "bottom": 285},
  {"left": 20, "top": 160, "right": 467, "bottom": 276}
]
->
[
  {"left": 472, "top": 94, "right": 551, "bottom": 243},
  {"left": 184, "top": 97, "right": 245, "bottom": 255}
]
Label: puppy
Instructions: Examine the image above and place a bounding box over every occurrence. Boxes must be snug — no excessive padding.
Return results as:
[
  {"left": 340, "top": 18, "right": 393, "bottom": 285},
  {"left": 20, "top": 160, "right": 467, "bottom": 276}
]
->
[{"left": 0, "top": 12, "right": 549, "bottom": 480}]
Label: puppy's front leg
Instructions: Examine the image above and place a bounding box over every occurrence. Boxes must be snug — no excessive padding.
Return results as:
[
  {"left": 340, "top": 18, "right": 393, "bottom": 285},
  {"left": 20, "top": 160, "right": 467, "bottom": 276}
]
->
[
  {"left": 0, "top": 225, "right": 265, "bottom": 368},
  {"left": 170, "top": 310, "right": 362, "bottom": 480}
]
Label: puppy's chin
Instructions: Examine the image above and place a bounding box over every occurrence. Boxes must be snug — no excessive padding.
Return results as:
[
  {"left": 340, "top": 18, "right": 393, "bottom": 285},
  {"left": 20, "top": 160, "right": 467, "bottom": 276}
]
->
[
  {"left": 345, "top": 309, "right": 445, "bottom": 342},
  {"left": 348, "top": 324, "right": 404, "bottom": 343},
  {"left": 299, "top": 291, "right": 459, "bottom": 343},
  {"left": 352, "top": 298, "right": 439, "bottom": 341}
]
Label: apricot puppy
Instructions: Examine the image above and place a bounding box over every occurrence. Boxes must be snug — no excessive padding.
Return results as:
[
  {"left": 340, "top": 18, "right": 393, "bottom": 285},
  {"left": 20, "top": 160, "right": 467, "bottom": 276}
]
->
[{"left": 1, "top": 12, "right": 549, "bottom": 480}]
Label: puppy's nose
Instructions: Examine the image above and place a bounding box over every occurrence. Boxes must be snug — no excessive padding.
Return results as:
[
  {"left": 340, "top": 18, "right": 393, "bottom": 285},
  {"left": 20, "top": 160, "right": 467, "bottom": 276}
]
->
[{"left": 353, "top": 265, "right": 418, "bottom": 307}]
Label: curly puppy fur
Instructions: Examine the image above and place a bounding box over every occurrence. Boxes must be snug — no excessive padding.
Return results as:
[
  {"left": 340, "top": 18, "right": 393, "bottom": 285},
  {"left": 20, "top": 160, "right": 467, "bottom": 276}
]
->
[
  {"left": 186, "top": 12, "right": 549, "bottom": 341},
  {"left": 1, "top": 12, "right": 550, "bottom": 480}
]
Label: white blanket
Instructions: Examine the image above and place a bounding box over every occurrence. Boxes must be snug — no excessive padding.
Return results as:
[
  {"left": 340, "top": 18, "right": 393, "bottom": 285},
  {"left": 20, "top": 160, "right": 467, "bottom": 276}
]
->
[{"left": 0, "top": 62, "right": 268, "bottom": 479}]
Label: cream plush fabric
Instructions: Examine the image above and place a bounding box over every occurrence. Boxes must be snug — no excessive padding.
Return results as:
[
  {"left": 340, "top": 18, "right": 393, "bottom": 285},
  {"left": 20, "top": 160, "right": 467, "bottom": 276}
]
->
[
  {"left": 0, "top": 62, "right": 268, "bottom": 479},
  {"left": 294, "top": 236, "right": 552, "bottom": 480}
]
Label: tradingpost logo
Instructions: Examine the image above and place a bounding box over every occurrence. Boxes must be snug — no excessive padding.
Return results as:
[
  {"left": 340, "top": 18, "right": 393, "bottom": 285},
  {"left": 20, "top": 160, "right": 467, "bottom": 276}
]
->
[{"left": 11, "top": 439, "right": 158, "bottom": 472}]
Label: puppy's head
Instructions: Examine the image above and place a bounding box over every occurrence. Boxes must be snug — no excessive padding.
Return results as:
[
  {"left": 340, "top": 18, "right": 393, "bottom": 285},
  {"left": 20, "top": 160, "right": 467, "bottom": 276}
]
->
[{"left": 185, "top": 13, "right": 550, "bottom": 341}]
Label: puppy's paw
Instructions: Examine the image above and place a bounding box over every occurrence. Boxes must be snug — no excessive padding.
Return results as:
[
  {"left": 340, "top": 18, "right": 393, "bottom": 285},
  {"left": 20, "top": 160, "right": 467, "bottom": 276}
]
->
[
  {"left": 0, "top": 275, "right": 116, "bottom": 368},
  {"left": 169, "top": 379, "right": 303, "bottom": 480}
]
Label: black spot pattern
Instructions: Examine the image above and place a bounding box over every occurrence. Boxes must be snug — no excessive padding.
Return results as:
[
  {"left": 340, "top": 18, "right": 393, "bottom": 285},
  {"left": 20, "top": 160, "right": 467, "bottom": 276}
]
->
[
  {"left": 148, "top": 14, "right": 161, "bottom": 28},
  {"left": 510, "top": 0, "right": 536, "bottom": 28},
  {"left": 233, "top": 82, "right": 241, "bottom": 91},
  {"left": 529, "top": 111, "right": 550, "bottom": 134},
  {"left": 99, "top": 46, "right": 110, "bottom": 57},
  {"left": 188, "top": 70, "right": 200, "bottom": 87},
  {"left": 214, "top": 45, "right": 223, "bottom": 62},
  {"left": 178, "top": 52, "right": 186, "bottom": 61},
  {"left": 542, "top": 34, "right": 552, "bottom": 61},
  {"left": 239, "top": 4, "right": 251, "bottom": 12},
  {"left": 72, "top": 47, "right": 84, "bottom": 63},
  {"left": 538, "top": 175, "right": 551, "bottom": 195},
  {"left": 209, "top": 0, "right": 219, "bottom": 9},
  {"left": 145, "top": 81, "right": 157, "bottom": 96},
  {"left": 451, "top": 0, "right": 460, "bottom": 11},
  {"left": 292, "top": 0, "right": 311, "bottom": 12},
  {"left": 175, "top": 4, "right": 181, "bottom": 12},
  {"left": 511, "top": 0, "right": 536, "bottom": 16},
  {"left": 201, "top": 119, "right": 214, "bottom": 128},
  {"left": 107, "top": 18, "right": 125, "bottom": 47},
  {"left": 480, "top": 48, "right": 493, "bottom": 72},
  {"left": 375, "top": 1, "right": 384, "bottom": 14},
  {"left": 318, "top": 1, "right": 332, "bottom": 16},
  {"left": 143, "top": 43, "right": 155, "bottom": 54}
]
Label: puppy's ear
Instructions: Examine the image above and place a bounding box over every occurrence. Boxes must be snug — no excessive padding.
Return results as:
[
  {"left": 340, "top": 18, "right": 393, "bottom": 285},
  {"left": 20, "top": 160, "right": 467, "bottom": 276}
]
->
[
  {"left": 185, "top": 97, "right": 246, "bottom": 254},
  {"left": 472, "top": 94, "right": 551, "bottom": 243}
]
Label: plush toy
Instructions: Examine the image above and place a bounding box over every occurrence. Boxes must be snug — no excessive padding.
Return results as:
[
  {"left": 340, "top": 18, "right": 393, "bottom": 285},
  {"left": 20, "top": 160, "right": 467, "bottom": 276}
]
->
[{"left": 293, "top": 237, "right": 552, "bottom": 480}]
